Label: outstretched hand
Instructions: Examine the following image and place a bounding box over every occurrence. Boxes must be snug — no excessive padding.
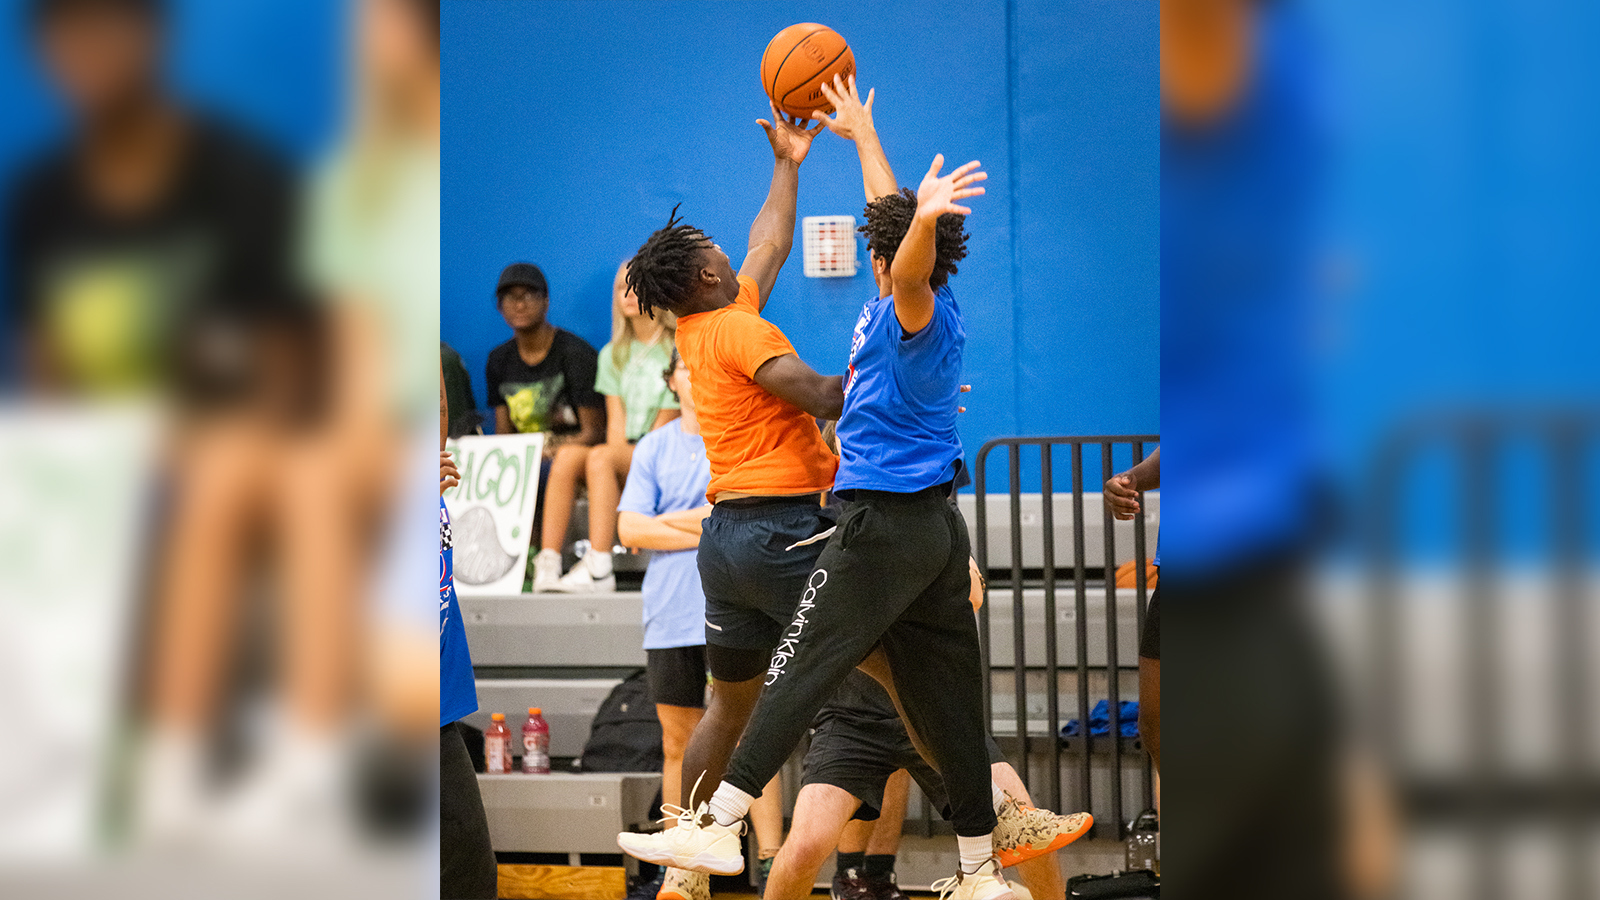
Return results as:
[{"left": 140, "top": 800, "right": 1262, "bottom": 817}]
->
[
  {"left": 916, "top": 154, "right": 987, "bottom": 219},
  {"left": 758, "top": 101, "right": 825, "bottom": 165},
  {"left": 817, "top": 74, "right": 876, "bottom": 142},
  {"left": 1104, "top": 473, "right": 1141, "bottom": 520}
]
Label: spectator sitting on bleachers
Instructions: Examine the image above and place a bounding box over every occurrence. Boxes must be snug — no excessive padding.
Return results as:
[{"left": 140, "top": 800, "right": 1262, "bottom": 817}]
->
[
  {"left": 551, "top": 261, "right": 681, "bottom": 592},
  {"left": 482, "top": 262, "right": 605, "bottom": 591}
]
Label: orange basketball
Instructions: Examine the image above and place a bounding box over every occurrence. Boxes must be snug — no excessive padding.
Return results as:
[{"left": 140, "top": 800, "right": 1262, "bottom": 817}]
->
[{"left": 760, "top": 23, "right": 855, "bottom": 120}]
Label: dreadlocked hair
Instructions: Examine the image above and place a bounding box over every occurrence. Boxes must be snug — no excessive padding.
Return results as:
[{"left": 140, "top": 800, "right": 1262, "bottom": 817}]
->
[
  {"left": 626, "top": 203, "right": 713, "bottom": 319},
  {"left": 858, "top": 188, "right": 970, "bottom": 288}
]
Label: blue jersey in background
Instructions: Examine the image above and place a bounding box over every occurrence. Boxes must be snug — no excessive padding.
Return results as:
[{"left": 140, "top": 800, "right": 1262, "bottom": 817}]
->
[{"left": 440, "top": 498, "right": 478, "bottom": 727}]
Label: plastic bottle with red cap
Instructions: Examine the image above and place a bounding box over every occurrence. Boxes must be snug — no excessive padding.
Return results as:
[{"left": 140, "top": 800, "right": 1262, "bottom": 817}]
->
[
  {"left": 485, "top": 713, "right": 513, "bottom": 774},
  {"left": 522, "top": 707, "right": 551, "bottom": 774}
]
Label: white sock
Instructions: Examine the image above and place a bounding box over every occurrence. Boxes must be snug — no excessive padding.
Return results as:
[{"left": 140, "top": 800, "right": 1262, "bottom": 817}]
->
[
  {"left": 707, "top": 781, "right": 755, "bottom": 827},
  {"left": 992, "top": 781, "right": 1009, "bottom": 813},
  {"left": 585, "top": 548, "right": 613, "bottom": 578},
  {"left": 957, "top": 833, "right": 994, "bottom": 874}
]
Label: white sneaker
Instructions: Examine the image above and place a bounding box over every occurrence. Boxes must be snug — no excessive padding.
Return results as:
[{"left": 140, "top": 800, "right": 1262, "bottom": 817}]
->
[
  {"left": 930, "top": 859, "right": 1014, "bottom": 900},
  {"left": 531, "top": 548, "right": 563, "bottom": 592},
  {"left": 211, "top": 727, "right": 355, "bottom": 858},
  {"left": 617, "top": 803, "right": 746, "bottom": 875},
  {"left": 547, "top": 550, "right": 616, "bottom": 593},
  {"left": 656, "top": 866, "right": 710, "bottom": 900},
  {"left": 133, "top": 728, "right": 213, "bottom": 849}
]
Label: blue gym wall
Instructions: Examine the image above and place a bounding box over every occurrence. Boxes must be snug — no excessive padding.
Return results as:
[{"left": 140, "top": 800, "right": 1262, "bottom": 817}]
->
[{"left": 440, "top": 0, "right": 1160, "bottom": 482}]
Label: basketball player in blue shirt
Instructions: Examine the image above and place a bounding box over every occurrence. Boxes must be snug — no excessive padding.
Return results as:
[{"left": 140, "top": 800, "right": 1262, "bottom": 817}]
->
[{"left": 620, "top": 77, "right": 1055, "bottom": 900}]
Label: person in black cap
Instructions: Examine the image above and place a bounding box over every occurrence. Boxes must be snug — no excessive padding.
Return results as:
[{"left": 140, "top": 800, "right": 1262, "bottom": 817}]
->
[{"left": 483, "top": 262, "right": 605, "bottom": 590}]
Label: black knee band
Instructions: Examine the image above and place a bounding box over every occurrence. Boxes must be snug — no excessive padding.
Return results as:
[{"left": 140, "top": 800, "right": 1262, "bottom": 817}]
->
[{"left": 706, "top": 643, "right": 770, "bottom": 683}]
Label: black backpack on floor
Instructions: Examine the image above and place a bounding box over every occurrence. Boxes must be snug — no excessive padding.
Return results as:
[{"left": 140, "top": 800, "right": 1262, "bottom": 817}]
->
[{"left": 579, "top": 669, "right": 664, "bottom": 773}]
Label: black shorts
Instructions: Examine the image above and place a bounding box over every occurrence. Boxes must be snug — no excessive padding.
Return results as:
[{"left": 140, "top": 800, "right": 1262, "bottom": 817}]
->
[
  {"left": 696, "top": 497, "right": 836, "bottom": 665},
  {"left": 647, "top": 646, "right": 708, "bottom": 708},
  {"left": 1139, "top": 581, "right": 1160, "bottom": 661},
  {"left": 802, "top": 714, "right": 1007, "bottom": 822}
]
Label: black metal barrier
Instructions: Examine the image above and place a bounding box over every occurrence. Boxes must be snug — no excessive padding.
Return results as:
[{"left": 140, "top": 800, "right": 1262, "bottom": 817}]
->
[
  {"left": 1366, "top": 411, "right": 1598, "bottom": 900},
  {"left": 972, "top": 435, "right": 1159, "bottom": 840}
]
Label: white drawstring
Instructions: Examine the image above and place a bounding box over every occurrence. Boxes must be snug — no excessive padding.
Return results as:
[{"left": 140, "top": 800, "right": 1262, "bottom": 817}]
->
[{"left": 785, "top": 526, "right": 836, "bottom": 552}]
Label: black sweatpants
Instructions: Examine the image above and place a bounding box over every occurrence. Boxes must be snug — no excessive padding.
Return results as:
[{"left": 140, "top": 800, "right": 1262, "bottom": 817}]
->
[
  {"left": 722, "top": 486, "right": 998, "bottom": 837},
  {"left": 441, "top": 721, "right": 498, "bottom": 899}
]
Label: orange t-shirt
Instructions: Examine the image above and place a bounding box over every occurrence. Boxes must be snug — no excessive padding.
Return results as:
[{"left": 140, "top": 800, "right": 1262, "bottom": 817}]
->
[{"left": 674, "top": 276, "right": 838, "bottom": 501}]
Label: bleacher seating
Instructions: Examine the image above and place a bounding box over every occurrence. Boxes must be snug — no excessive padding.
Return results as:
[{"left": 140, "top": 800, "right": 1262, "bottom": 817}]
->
[{"left": 468, "top": 491, "right": 1158, "bottom": 882}]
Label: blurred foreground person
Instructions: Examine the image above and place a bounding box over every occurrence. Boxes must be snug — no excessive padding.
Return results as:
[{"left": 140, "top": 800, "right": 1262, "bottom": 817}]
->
[
  {"left": 7, "top": 0, "right": 297, "bottom": 398},
  {"left": 136, "top": 0, "right": 440, "bottom": 854},
  {"left": 440, "top": 365, "right": 497, "bottom": 899},
  {"left": 1162, "top": 1, "right": 1362, "bottom": 898}
]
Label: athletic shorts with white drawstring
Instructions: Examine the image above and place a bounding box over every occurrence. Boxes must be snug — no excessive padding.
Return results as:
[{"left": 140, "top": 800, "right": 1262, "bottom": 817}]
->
[{"left": 695, "top": 495, "right": 838, "bottom": 680}]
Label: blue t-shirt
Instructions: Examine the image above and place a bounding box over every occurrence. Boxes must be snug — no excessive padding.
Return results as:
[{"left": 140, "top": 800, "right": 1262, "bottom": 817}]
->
[
  {"left": 440, "top": 498, "right": 478, "bottom": 727},
  {"left": 835, "top": 286, "right": 965, "bottom": 493},
  {"left": 617, "top": 420, "right": 712, "bottom": 650}
]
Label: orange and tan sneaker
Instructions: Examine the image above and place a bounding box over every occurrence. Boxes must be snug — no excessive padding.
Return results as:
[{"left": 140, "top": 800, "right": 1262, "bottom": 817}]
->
[
  {"left": 991, "top": 792, "right": 1093, "bottom": 867},
  {"left": 657, "top": 867, "right": 710, "bottom": 900}
]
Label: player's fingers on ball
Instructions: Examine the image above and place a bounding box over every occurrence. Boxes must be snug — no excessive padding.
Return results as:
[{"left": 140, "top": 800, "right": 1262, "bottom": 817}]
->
[{"left": 960, "top": 384, "right": 972, "bottom": 392}]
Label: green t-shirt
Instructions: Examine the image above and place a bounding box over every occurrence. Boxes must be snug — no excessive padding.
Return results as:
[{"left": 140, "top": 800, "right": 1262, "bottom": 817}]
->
[{"left": 594, "top": 337, "right": 679, "bottom": 441}]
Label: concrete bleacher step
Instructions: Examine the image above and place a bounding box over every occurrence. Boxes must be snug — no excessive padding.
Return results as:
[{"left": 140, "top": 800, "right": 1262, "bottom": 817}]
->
[
  {"left": 461, "top": 592, "right": 646, "bottom": 668},
  {"left": 463, "top": 677, "right": 624, "bottom": 759},
  {"left": 983, "top": 587, "right": 1147, "bottom": 669},
  {"left": 477, "top": 772, "right": 662, "bottom": 856},
  {"left": 956, "top": 491, "right": 1159, "bottom": 571},
  {"left": 463, "top": 587, "right": 1149, "bottom": 671},
  {"left": 552, "top": 492, "right": 1156, "bottom": 577}
]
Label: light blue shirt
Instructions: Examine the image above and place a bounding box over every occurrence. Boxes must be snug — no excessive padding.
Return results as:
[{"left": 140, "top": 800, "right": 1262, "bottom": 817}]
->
[{"left": 618, "top": 420, "right": 712, "bottom": 649}]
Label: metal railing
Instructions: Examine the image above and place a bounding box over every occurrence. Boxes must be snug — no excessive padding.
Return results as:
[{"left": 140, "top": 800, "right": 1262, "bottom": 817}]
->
[
  {"left": 972, "top": 435, "right": 1159, "bottom": 840},
  {"left": 1365, "top": 411, "right": 1599, "bottom": 900}
]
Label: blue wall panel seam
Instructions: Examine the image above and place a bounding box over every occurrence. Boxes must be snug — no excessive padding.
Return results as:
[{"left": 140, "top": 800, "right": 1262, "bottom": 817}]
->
[{"left": 1005, "top": 0, "right": 1024, "bottom": 434}]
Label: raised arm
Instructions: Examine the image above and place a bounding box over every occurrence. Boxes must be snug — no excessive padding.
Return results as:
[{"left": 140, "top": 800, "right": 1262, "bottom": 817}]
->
[
  {"left": 740, "top": 104, "right": 824, "bottom": 311},
  {"left": 752, "top": 353, "right": 844, "bottom": 420},
  {"left": 890, "top": 155, "right": 987, "bottom": 333},
  {"left": 818, "top": 74, "right": 897, "bottom": 202}
]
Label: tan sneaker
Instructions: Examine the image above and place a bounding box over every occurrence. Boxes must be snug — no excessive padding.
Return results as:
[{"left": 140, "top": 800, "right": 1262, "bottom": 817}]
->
[
  {"left": 992, "top": 792, "right": 1092, "bottom": 867},
  {"left": 657, "top": 867, "right": 710, "bottom": 900},
  {"left": 930, "top": 859, "right": 1014, "bottom": 900}
]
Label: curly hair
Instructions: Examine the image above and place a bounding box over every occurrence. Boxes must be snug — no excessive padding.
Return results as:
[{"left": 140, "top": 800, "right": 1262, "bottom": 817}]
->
[
  {"left": 858, "top": 188, "right": 970, "bottom": 288},
  {"left": 626, "top": 204, "right": 713, "bottom": 319}
]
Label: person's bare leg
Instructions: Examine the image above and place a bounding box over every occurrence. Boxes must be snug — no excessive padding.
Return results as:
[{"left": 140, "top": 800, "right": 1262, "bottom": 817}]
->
[
  {"left": 837, "top": 818, "right": 872, "bottom": 855},
  {"left": 764, "top": 784, "right": 861, "bottom": 900},
  {"left": 751, "top": 773, "right": 785, "bottom": 862},
  {"left": 277, "top": 428, "right": 377, "bottom": 732},
  {"left": 656, "top": 703, "right": 706, "bottom": 822},
  {"left": 866, "top": 769, "right": 910, "bottom": 856},
  {"left": 680, "top": 675, "right": 764, "bottom": 808},
  {"left": 1139, "top": 656, "right": 1160, "bottom": 773},
  {"left": 148, "top": 419, "right": 267, "bottom": 731},
  {"left": 540, "top": 443, "right": 590, "bottom": 553},
  {"left": 857, "top": 647, "right": 938, "bottom": 772},
  {"left": 992, "top": 762, "right": 1065, "bottom": 900},
  {"left": 584, "top": 442, "right": 633, "bottom": 553}
]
